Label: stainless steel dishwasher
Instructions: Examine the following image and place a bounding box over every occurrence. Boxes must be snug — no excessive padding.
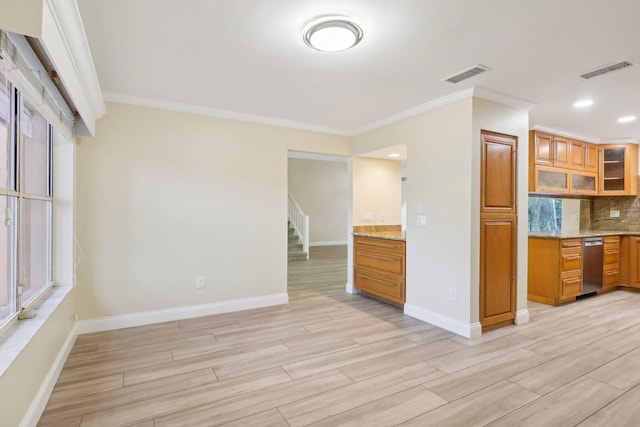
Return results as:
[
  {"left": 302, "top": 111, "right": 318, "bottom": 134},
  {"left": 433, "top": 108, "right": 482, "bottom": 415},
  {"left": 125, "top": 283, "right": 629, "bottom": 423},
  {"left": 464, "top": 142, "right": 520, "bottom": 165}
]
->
[{"left": 582, "top": 237, "right": 603, "bottom": 295}]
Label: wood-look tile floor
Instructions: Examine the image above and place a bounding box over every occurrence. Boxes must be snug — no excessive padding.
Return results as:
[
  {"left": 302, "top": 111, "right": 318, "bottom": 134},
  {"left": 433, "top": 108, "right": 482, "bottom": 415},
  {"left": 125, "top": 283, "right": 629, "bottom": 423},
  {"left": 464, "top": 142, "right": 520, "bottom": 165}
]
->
[{"left": 39, "top": 245, "right": 640, "bottom": 426}]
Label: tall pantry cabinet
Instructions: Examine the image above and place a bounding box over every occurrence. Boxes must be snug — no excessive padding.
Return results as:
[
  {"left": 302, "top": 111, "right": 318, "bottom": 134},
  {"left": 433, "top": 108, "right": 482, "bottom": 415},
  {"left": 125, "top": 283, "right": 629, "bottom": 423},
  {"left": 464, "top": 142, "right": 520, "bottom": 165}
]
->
[{"left": 480, "top": 131, "right": 517, "bottom": 331}]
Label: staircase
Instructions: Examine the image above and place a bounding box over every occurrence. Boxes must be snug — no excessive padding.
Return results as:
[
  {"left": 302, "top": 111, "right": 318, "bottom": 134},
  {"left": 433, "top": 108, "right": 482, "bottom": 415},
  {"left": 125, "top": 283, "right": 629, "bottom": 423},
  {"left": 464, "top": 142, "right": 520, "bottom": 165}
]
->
[{"left": 288, "top": 221, "right": 308, "bottom": 261}]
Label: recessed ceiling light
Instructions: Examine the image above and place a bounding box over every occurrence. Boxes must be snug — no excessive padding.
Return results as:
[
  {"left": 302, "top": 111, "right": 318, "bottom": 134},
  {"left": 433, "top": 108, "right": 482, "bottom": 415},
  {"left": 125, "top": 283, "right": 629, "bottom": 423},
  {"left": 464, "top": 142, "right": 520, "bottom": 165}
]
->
[
  {"left": 618, "top": 115, "right": 637, "bottom": 123},
  {"left": 573, "top": 99, "right": 593, "bottom": 108},
  {"left": 303, "top": 16, "right": 363, "bottom": 52},
  {"left": 388, "top": 153, "right": 400, "bottom": 158}
]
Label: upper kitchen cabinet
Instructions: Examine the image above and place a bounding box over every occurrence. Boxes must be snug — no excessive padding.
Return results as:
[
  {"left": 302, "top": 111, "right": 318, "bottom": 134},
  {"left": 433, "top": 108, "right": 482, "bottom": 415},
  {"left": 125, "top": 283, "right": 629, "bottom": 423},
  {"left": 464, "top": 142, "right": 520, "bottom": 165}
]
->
[
  {"left": 599, "top": 144, "right": 638, "bottom": 196},
  {"left": 531, "top": 131, "right": 569, "bottom": 167},
  {"left": 569, "top": 139, "right": 598, "bottom": 172}
]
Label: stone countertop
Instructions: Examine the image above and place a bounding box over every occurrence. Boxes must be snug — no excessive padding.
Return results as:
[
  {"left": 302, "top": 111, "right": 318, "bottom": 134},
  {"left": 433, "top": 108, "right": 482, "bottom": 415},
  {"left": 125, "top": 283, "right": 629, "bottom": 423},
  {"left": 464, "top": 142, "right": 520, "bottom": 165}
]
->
[
  {"left": 352, "top": 231, "right": 406, "bottom": 241},
  {"left": 529, "top": 230, "right": 640, "bottom": 239}
]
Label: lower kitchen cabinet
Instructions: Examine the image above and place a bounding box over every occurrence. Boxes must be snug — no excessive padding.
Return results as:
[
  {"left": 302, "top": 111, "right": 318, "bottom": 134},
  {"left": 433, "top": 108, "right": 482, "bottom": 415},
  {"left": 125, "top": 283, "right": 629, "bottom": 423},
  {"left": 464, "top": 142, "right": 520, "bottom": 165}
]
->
[
  {"left": 528, "top": 238, "right": 582, "bottom": 305},
  {"left": 603, "top": 236, "right": 620, "bottom": 288},
  {"left": 354, "top": 236, "right": 406, "bottom": 306},
  {"left": 621, "top": 236, "right": 640, "bottom": 288}
]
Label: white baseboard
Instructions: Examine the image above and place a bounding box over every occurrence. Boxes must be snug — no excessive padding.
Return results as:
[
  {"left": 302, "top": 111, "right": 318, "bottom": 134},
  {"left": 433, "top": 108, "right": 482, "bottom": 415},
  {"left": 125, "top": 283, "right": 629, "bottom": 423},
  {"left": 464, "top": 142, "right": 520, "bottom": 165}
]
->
[
  {"left": 21, "top": 322, "right": 78, "bottom": 427},
  {"left": 345, "top": 281, "right": 358, "bottom": 294},
  {"left": 515, "top": 308, "right": 530, "bottom": 325},
  {"left": 77, "top": 293, "right": 289, "bottom": 334},
  {"left": 310, "top": 240, "right": 348, "bottom": 247},
  {"left": 404, "top": 303, "right": 482, "bottom": 339}
]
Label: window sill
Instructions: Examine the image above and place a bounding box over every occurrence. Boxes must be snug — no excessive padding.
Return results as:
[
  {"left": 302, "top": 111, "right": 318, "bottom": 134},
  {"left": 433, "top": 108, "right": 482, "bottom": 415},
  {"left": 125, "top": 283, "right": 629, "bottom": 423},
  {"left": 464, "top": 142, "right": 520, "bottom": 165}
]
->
[{"left": 0, "top": 285, "right": 74, "bottom": 378}]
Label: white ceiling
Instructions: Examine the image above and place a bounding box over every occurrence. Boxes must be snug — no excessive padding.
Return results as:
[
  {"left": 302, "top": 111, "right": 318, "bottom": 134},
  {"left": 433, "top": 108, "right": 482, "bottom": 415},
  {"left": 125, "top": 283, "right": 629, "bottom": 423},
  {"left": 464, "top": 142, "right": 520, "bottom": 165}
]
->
[{"left": 78, "top": 0, "right": 640, "bottom": 142}]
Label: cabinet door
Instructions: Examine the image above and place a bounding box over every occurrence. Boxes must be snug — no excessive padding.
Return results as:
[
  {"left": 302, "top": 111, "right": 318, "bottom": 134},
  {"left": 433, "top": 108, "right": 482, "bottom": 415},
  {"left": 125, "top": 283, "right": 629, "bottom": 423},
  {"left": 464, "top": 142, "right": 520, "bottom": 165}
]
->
[
  {"left": 600, "top": 144, "right": 638, "bottom": 196},
  {"left": 554, "top": 136, "right": 571, "bottom": 168},
  {"left": 569, "top": 140, "right": 586, "bottom": 170},
  {"left": 534, "top": 166, "right": 569, "bottom": 193},
  {"left": 585, "top": 143, "right": 598, "bottom": 173},
  {"left": 480, "top": 216, "right": 516, "bottom": 327},
  {"left": 570, "top": 171, "right": 597, "bottom": 195},
  {"left": 481, "top": 133, "right": 516, "bottom": 214},
  {"left": 560, "top": 272, "right": 582, "bottom": 298},
  {"left": 532, "top": 132, "right": 554, "bottom": 166},
  {"left": 629, "top": 237, "right": 640, "bottom": 288}
]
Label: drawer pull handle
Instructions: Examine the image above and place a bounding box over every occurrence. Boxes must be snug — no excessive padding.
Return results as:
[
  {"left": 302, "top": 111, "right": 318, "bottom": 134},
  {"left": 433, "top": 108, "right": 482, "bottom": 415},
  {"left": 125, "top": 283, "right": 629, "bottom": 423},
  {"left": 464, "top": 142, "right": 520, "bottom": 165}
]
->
[
  {"left": 357, "top": 274, "right": 395, "bottom": 287},
  {"left": 605, "top": 271, "right": 618, "bottom": 276},
  {"left": 564, "top": 255, "right": 581, "bottom": 260},
  {"left": 360, "top": 253, "right": 395, "bottom": 262},
  {"left": 358, "top": 240, "right": 397, "bottom": 248}
]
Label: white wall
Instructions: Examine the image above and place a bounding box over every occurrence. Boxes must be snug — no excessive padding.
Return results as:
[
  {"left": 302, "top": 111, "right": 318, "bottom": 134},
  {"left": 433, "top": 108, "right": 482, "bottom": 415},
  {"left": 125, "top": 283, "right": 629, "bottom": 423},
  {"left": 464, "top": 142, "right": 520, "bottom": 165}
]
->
[
  {"left": 353, "top": 98, "right": 475, "bottom": 336},
  {"left": 75, "top": 102, "right": 351, "bottom": 321},
  {"left": 287, "top": 158, "right": 349, "bottom": 245},
  {"left": 352, "top": 96, "right": 529, "bottom": 337},
  {"left": 352, "top": 157, "right": 402, "bottom": 226}
]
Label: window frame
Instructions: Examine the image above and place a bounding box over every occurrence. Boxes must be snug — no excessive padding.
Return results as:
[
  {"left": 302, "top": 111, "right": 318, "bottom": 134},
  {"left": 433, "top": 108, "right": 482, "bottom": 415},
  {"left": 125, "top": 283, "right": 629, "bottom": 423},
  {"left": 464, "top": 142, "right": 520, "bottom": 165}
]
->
[{"left": 0, "top": 77, "right": 54, "bottom": 335}]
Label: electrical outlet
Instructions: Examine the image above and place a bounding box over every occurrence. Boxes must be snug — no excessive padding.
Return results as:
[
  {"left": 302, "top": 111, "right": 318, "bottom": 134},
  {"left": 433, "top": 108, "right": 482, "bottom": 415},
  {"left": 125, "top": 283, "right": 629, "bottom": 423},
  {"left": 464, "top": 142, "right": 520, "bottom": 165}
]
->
[
  {"left": 610, "top": 209, "right": 620, "bottom": 218},
  {"left": 196, "top": 276, "right": 206, "bottom": 289},
  {"left": 379, "top": 212, "right": 385, "bottom": 222},
  {"left": 449, "top": 288, "right": 457, "bottom": 301}
]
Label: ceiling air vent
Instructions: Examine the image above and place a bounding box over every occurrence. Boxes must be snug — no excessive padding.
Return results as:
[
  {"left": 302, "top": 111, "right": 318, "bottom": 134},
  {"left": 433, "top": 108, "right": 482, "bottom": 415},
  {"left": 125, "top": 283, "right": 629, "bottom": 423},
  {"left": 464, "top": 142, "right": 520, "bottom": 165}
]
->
[
  {"left": 580, "top": 61, "right": 635, "bottom": 80},
  {"left": 444, "top": 64, "right": 490, "bottom": 84}
]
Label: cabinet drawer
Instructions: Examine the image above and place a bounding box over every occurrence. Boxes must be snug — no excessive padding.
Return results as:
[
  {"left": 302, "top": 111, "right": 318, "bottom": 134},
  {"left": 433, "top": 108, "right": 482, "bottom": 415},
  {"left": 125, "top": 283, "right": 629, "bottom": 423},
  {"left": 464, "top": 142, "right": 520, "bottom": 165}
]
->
[
  {"left": 561, "top": 239, "right": 582, "bottom": 250},
  {"left": 604, "top": 265, "right": 620, "bottom": 287},
  {"left": 354, "top": 250, "right": 404, "bottom": 276},
  {"left": 354, "top": 268, "right": 404, "bottom": 304},
  {"left": 604, "top": 249, "right": 619, "bottom": 266},
  {"left": 354, "top": 236, "right": 405, "bottom": 253},
  {"left": 560, "top": 252, "right": 582, "bottom": 272},
  {"left": 560, "top": 274, "right": 582, "bottom": 298}
]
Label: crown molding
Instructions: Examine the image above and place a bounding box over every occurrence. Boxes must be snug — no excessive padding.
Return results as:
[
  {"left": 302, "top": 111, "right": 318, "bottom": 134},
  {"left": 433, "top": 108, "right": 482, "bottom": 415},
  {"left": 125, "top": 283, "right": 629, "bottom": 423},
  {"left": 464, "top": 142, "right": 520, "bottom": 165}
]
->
[
  {"left": 532, "top": 125, "right": 601, "bottom": 143},
  {"left": 350, "top": 88, "right": 475, "bottom": 135},
  {"left": 40, "top": 0, "right": 106, "bottom": 136},
  {"left": 287, "top": 151, "right": 349, "bottom": 162},
  {"left": 103, "top": 92, "right": 351, "bottom": 137},
  {"left": 471, "top": 87, "right": 535, "bottom": 111}
]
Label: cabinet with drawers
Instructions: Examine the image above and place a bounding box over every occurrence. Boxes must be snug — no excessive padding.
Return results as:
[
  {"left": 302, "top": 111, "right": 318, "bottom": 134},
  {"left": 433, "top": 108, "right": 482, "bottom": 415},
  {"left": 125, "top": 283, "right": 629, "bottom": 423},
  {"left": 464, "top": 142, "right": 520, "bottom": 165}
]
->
[{"left": 354, "top": 236, "right": 406, "bottom": 306}]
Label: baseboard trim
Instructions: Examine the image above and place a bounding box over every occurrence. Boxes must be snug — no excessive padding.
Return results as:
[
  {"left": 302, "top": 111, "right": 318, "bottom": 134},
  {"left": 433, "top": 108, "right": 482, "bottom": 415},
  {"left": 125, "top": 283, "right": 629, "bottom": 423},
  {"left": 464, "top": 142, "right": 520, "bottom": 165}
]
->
[
  {"left": 404, "top": 303, "right": 482, "bottom": 339},
  {"left": 515, "top": 308, "right": 530, "bottom": 325},
  {"left": 77, "top": 293, "right": 289, "bottom": 334},
  {"left": 345, "top": 281, "right": 358, "bottom": 294},
  {"left": 21, "top": 322, "right": 78, "bottom": 427},
  {"left": 310, "top": 241, "right": 348, "bottom": 247}
]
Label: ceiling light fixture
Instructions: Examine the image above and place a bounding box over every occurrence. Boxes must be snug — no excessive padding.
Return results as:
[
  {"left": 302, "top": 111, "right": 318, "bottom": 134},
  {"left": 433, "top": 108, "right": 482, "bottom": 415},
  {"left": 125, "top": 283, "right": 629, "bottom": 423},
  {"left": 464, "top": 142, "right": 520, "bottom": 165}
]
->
[
  {"left": 388, "top": 153, "right": 400, "bottom": 158},
  {"left": 303, "top": 16, "right": 363, "bottom": 52},
  {"left": 573, "top": 99, "right": 594, "bottom": 108},
  {"left": 618, "top": 115, "right": 637, "bottom": 123}
]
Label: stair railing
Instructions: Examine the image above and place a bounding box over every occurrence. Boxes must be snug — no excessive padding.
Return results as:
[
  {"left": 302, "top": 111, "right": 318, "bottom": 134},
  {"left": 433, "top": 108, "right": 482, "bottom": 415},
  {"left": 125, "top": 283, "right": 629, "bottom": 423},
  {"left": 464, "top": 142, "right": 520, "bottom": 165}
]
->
[{"left": 288, "top": 193, "right": 309, "bottom": 259}]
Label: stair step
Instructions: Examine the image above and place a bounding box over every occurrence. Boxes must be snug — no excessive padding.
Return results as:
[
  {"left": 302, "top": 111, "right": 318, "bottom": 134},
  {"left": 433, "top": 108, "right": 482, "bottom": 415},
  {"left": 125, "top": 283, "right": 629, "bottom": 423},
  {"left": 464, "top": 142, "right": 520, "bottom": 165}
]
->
[
  {"left": 288, "top": 251, "right": 308, "bottom": 261},
  {"left": 289, "top": 242, "right": 303, "bottom": 250}
]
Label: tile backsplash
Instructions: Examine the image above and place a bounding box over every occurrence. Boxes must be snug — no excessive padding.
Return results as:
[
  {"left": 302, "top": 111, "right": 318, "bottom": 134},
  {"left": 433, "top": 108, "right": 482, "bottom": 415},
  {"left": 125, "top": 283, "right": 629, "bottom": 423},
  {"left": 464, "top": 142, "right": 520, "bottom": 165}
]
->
[{"left": 589, "top": 195, "right": 640, "bottom": 231}]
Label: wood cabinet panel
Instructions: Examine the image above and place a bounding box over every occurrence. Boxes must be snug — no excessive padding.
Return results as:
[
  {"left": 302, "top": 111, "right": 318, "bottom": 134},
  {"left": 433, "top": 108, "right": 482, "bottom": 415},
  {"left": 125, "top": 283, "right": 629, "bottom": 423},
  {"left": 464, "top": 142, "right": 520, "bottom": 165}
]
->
[
  {"left": 532, "top": 131, "right": 554, "bottom": 166},
  {"left": 569, "top": 140, "right": 586, "bottom": 170},
  {"left": 599, "top": 144, "right": 638, "bottom": 196},
  {"left": 528, "top": 237, "right": 582, "bottom": 305},
  {"left": 585, "top": 144, "right": 598, "bottom": 173},
  {"left": 481, "top": 132, "right": 516, "bottom": 214},
  {"left": 353, "top": 236, "right": 406, "bottom": 306},
  {"left": 481, "top": 130, "right": 517, "bottom": 331},
  {"left": 554, "top": 135, "right": 570, "bottom": 168},
  {"left": 480, "top": 216, "right": 516, "bottom": 326}
]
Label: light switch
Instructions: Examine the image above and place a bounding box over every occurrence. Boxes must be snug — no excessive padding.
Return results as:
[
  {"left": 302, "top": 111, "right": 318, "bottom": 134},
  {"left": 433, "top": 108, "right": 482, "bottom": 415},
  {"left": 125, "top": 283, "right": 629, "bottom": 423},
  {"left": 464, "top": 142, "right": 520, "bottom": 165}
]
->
[
  {"left": 416, "top": 202, "right": 424, "bottom": 214},
  {"left": 417, "top": 215, "right": 427, "bottom": 226}
]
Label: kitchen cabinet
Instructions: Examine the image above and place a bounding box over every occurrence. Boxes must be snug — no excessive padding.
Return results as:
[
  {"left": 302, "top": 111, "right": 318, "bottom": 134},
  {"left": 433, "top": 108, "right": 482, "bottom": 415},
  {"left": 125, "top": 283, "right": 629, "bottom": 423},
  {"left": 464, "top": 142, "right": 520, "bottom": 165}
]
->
[
  {"left": 528, "top": 238, "right": 582, "bottom": 305},
  {"left": 599, "top": 144, "right": 638, "bottom": 196},
  {"left": 531, "top": 131, "right": 569, "bottom": 167},
  {"left": 569, "top": 140, "right": 599, "bottom": 172},
  {"left": 620, "top": 236, "right": 640, "bottom": 288},
  {"left": 480, "top": 131, "right": 517, "bottom": 331},
  {"left": 354, "top": 235, "right": 405, "bottom": 306},
  {"left": 603, "top": 236, "right": 620, "bottom": 288}
]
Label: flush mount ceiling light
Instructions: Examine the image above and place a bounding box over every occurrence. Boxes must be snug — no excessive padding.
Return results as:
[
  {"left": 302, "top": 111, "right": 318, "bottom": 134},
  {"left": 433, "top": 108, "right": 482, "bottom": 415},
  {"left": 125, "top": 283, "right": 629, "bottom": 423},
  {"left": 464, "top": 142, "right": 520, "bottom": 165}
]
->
[
  {"left": 303, "top": 16, "right": 363, "bottom": 52},
  {"left": 388, "top": 153, "right": 401, "bottom": 158},
  {"left": 573, "top": 99, "right": 594, "bottom": 108},
  {"left": 618, "top": 115, "right": 637, "bottom": 123}
]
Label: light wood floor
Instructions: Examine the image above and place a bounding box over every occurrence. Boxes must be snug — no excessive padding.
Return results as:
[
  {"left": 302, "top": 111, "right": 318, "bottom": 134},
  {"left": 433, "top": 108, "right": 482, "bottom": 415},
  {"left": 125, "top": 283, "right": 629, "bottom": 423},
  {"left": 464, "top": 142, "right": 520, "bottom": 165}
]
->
[{"left": 39, "top": 245, "right": 640, "bottom": 426}]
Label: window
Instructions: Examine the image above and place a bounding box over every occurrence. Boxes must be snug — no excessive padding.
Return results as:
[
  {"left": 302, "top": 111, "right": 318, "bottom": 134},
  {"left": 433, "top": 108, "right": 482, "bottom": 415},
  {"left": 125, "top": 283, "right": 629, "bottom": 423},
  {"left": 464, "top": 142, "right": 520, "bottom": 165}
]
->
[
  {"left": 528, "top": 197, "right": 562, "bottom": 232},
  {"left": 0, "top": 70, "right": 53, "bottom": 330}
]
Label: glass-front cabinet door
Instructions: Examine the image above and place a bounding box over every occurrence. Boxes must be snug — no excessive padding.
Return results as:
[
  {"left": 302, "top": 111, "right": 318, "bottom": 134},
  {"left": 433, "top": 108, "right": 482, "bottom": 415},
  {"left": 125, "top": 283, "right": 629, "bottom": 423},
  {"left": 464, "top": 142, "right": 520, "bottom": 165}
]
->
[
  {"left": 534, "top": 166, "right": 569, "bottom": 193},
  {"left": 571, "top": 172, "right": 597, "bottom": 195}
]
